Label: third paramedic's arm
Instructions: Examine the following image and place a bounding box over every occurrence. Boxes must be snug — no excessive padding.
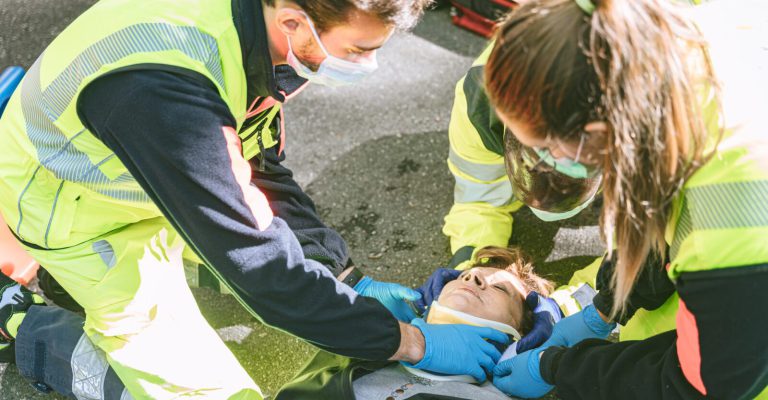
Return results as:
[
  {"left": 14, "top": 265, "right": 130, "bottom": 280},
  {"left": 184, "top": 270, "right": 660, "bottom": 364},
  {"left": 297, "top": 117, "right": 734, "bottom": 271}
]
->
[
  {"left": 250, "top": 145, "right": 350, "bottom": 276},
  {"left": 540, "top": 263, "right": 768, "bottom": 399},
  {"left": 77, "top": 69, "right": 399, "bottom": 360},
  {"left": 443, "top": 64, "right": 519, "bottom": 268}
]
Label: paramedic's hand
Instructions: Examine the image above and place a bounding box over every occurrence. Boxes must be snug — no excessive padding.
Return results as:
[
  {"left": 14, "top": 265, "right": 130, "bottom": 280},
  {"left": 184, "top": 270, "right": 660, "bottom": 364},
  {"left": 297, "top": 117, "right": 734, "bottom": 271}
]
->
[
  {"left": 515, "top": 292, "right": 563, "bottom": 353},
  {"left": 546, "top": 304, "right": 615, "bottom": 348},
  {"left": 403, "top": 318, "right": 509, "bottom": 383},
  {"left": 413, "top": 268, "right": 461, "bottom": 313},
  {"left": 493, "top": 347, "right": 553, "bottom": 398},
  {"left": 354, "top": 277, "right": 421, "bottom": 322}
]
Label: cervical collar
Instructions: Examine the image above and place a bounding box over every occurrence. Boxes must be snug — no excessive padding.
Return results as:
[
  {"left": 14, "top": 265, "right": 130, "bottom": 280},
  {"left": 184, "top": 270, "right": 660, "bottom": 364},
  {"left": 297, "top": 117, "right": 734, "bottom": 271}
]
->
[{"left": 403, "top": 301, "right": 522, "bottom": 384}]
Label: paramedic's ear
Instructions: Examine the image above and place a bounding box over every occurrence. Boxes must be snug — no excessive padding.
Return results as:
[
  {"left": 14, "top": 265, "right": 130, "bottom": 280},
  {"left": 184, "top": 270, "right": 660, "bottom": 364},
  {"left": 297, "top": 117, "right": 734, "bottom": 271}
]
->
[{"left": 275, "top": 7, "right": 304, "bottom": 38}]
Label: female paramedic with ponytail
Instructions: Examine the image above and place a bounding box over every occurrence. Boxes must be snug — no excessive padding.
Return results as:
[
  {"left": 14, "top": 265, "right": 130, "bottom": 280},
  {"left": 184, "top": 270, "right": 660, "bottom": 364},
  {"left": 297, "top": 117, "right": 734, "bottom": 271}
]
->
[{"left": 484, "top": 0, "right": 768, "bottom": 399}]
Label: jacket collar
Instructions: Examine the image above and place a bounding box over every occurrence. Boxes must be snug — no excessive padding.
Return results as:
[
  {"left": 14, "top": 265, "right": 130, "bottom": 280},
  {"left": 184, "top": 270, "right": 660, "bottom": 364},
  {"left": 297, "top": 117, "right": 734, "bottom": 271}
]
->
[{"left": 233, "top": 0, "right": 307, "bottom": 103}]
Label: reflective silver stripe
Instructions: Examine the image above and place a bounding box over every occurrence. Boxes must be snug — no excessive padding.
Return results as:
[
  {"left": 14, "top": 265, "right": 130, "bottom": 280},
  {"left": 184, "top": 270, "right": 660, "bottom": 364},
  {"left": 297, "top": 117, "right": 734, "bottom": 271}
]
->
[
  {"left": 21, "top": 23, "right": 225, "bottom": 202},
  {"left": 448, "top": 148, "right": 506, "bottom": 182},
  {"left": 453, "top": 173, "right": 513, "bottom": 207},
  {"left": 71, "top": 333, "right": 109, "bottom": 400},
  {"left": 92, "top": 240, "right": 117, "bottom": 269},
  {"left": 21, "top": 59, "right": 150, "bottom": 205},
  {"left": 120, "top": 389, "right": 134, "bottom": 400},
  {"left": 671, "top": 180, "right": 768, "bottom": 260}
]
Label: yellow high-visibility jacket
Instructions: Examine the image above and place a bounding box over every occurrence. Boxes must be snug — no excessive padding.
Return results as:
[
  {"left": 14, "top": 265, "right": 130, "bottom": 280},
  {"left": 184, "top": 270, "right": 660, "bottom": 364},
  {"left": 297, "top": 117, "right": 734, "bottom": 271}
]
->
[{"left": 443, "top": 45, "right": 522, "bottom": 269}]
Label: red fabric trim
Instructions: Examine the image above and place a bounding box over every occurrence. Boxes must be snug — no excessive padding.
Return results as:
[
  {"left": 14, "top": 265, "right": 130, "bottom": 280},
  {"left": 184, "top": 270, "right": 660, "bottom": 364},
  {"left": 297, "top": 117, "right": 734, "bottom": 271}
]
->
[
  {"left": 221, "top": 126, "right": 273, "bottom": 230},
  {"left": 280, "top": 81, "right": 309, "bottom": 103},
  {"left": 676, "top": 299, "right": 707, "bottom": 395},
  {"left": 278, "top": 108, "right": 286, "bottom": 155},
  {"left": 246, "top": 96, "right": 277, "bottom": 118}
]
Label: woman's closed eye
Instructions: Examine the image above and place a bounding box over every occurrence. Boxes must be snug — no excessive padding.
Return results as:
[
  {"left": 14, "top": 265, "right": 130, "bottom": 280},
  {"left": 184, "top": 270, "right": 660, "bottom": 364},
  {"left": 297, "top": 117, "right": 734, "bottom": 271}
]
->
[{"left": 493, "top": 284, "right": 510, "bottom": 294}]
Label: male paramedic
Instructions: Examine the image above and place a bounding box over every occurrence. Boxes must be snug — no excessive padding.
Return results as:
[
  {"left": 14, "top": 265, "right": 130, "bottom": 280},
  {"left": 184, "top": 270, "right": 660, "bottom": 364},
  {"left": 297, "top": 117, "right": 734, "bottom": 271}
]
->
[{"left": 0, "top": 0, "right": 509, "bottom": 398}]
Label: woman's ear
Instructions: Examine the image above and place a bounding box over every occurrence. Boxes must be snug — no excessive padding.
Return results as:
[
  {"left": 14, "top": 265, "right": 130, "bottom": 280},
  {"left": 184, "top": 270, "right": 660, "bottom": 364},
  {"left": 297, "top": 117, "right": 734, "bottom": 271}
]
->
[
  {"left": 583, "top": 121, "right": 609, "bottom": 162},
  {"left": 584, "top": 121, "right": 608, "bottom": 136},
  {"left": 275, "top": 8, "right": 304, "bottom": 38}
]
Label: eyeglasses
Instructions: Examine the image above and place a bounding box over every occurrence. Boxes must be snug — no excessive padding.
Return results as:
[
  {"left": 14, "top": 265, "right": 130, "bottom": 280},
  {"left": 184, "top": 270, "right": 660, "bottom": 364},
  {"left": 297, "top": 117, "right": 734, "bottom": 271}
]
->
[{"left": 513, "top": 130, "right": 600, "bottom": 180}]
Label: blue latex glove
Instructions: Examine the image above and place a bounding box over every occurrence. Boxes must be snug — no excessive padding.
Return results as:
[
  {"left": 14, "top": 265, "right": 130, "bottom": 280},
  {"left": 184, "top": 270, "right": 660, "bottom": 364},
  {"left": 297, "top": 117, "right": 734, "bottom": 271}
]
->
[
  {"left": 515, "top": 291, "right": 563, "bottom": 353},
  {"left": 546, "top": 304, "right": 616, "bottom": 348},
  {"left": 413, "top": 267, "right": 461, "bottom": 312},
  {"left": 354, "top": 276, "right": 422, "bottom": 322},
  {"left": 404, "top": 318, "right": 509, "bottom": 383},
  {"left": 493, "top": 347, "right": 553, "bottom": 398},
  {"left": 493, "top": 304, "right": 615, "bottom": 397}
]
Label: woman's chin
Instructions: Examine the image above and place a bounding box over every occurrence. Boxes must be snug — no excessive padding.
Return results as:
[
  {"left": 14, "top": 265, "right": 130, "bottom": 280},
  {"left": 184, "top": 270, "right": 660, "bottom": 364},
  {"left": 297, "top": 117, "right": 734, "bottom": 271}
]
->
[{"left": 438, "top": 293, "right": 478, "bottom": 313}]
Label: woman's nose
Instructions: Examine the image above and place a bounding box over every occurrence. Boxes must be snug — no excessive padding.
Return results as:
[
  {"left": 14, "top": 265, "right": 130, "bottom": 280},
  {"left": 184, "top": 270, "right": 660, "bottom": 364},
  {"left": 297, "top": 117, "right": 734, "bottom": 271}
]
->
[
  {"left": 462, "top": 271, "right": 486, "bottom": 288},
  {"left": 548, "top": 146, "right": 568, "bottom": 160}
]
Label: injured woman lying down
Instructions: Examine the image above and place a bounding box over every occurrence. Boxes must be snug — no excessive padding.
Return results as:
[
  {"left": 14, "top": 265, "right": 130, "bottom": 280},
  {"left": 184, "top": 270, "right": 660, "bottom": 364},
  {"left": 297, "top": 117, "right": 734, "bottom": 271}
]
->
[{"left": 275, "top": 246, "right": 554, "bottom": 400}]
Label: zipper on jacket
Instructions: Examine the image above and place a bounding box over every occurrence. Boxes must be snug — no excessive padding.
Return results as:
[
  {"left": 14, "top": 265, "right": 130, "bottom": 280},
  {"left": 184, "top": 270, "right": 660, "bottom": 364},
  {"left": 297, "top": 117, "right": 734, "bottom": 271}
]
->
[{"left": 256, "top": 131, "right": 266, "bottom": 172}]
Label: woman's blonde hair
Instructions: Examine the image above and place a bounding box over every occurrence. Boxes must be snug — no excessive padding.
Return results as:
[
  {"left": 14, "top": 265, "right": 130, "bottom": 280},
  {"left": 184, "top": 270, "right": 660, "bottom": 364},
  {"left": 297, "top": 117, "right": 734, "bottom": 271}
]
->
[
  {"left": 484, "top": 0, "right": 721, "bottom": 318},
  {"left": 472, "top": 247, "right": 555, "bottom": 296}
]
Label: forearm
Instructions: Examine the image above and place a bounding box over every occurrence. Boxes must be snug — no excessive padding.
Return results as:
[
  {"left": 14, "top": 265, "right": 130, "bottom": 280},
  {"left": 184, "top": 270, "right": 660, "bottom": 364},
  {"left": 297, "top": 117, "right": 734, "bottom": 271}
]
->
[
  {"left": 542, "top": 264, "right": 768, "bottom": 399},
  {"left": 540, "top": 332, "right": 700, "bottom": 400},
  {"left": 389, "top": 322, "right": 425, "bottom": 364},
  {"left": 251, "top": 146, "right": 350, "bottom": 276}
]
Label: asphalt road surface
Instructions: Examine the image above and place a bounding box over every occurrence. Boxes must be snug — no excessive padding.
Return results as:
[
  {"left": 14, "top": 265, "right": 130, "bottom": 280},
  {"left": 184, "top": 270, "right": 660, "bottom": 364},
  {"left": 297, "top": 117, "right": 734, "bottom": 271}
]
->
[{"left": 0, "top": 2, "right": 603, "bottom": 398}]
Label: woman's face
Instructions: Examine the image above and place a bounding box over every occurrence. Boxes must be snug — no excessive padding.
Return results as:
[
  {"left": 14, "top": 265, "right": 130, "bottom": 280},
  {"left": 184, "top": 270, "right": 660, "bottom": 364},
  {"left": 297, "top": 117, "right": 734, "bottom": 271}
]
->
[
  {"left": 501, "top": 114, "right": 607, "bottom": 166},
  {"left": 437, "top": 267, "right": 528, "bottom": 328}
]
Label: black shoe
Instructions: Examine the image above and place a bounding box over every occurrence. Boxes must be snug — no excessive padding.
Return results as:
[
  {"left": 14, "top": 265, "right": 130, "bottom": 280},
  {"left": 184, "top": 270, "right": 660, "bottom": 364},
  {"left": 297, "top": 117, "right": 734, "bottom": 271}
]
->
[{"left": 37, "top": 267, "right": 83, "bottom": 313}]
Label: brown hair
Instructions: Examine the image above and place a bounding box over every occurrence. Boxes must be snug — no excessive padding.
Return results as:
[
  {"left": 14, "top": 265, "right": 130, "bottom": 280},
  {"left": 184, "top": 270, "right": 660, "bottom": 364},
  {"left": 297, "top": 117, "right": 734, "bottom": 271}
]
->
[
  {"left": 471, "top": 246, "right": 555, "bottom": 333},
  {"left": 264, "top": 0, "right": 432, "bottom": 32},
  {"left": 485, "top": 0, "right": 721, "bottom": 318}
]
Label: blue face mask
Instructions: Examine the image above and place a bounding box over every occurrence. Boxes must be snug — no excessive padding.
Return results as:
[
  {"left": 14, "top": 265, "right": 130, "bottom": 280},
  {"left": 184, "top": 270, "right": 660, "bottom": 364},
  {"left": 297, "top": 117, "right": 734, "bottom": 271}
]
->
[{"left": 286, "top": 12, "right": 379, "bottom": 87}]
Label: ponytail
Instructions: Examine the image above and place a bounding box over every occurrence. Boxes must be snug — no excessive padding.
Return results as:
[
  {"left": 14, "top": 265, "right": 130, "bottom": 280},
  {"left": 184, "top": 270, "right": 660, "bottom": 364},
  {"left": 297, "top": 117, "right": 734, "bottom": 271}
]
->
[{"left": 486, "top": 0, "right": 721, "bottom": 318}]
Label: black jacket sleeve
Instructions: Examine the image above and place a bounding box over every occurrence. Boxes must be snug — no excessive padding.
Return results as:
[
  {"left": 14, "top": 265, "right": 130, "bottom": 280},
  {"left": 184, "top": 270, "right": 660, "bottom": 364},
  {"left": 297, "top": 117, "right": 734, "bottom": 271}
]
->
[
  {"left": 592, "top": 249, "right": 676, "bottom": 325},
  {"left": 249, "top": 144, "right": 351, "bottom": 276},
  {"left": 540, "top": 263, "right": 768, "bottom": 399},
  {"left": 76, "top": 69, "right": 400, "bottom": 360}
]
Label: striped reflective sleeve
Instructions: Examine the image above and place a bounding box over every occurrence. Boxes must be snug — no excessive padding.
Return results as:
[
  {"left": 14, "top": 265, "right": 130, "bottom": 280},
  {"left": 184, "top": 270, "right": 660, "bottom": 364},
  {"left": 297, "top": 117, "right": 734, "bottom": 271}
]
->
[
  {"left": 448, "top": 147, "right": 507, "bottom": 182},
  {"left": 447, "top": 155, "right": 512, "bottom": 207},
  {"left": 670, "top": 180, "right": 768, "bottom": 278}
]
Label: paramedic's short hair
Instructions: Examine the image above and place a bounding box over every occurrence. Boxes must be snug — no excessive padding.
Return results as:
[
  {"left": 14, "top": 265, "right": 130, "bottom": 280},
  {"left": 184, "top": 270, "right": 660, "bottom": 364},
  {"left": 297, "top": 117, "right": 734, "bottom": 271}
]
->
[{"left": 266, "top": 0, "right": 433, "bottom": 32}]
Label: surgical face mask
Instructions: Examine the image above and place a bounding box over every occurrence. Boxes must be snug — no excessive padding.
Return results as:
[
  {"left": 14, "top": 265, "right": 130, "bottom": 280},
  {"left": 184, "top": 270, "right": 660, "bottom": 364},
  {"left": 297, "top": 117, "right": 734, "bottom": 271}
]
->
[
  {"left": 529, "top": 132, "right": 599, "bottom": 180},
  {"left": 286, "top": 12, "right": 378, "bottom": 87},
  {"left": 401, "top": 301, "right": 522, "bottom": 384}
]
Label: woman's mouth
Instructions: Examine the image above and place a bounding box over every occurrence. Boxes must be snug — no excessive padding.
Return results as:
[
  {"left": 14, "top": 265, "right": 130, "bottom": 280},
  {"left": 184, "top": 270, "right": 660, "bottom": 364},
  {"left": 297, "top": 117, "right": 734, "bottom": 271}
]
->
[{"left": 457, "top": 287, "right": 483, "bottom": 302}]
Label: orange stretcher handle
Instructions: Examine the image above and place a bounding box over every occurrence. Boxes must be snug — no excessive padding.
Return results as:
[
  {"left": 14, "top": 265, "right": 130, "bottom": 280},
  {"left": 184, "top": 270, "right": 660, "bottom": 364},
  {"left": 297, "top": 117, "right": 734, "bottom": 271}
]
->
[{"left": 0, "top": 217, "right": 39, "bottom": 286}]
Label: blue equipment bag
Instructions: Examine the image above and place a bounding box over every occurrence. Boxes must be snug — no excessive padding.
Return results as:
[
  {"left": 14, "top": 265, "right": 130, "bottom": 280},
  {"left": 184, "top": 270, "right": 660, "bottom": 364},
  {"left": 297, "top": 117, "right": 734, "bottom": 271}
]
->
[{"left": 0, "top": 66, "right": 25, "bottom": 116}]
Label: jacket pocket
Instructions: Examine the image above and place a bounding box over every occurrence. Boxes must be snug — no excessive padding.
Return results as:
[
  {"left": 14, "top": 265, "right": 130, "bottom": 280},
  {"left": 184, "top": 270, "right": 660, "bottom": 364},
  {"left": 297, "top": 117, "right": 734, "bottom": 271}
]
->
[{"left": 44, "top": 181, "right": 82, "bottom": 248}]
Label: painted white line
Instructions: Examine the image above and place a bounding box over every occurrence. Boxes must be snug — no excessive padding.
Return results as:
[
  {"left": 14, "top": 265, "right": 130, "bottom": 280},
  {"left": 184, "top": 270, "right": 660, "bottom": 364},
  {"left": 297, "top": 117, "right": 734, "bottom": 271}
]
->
[
  {"left": 216, "top": 325, "right": 253, "bottom": 344},
  {"left": 545, "top": 226, "right": 606, "bottom": 262}
]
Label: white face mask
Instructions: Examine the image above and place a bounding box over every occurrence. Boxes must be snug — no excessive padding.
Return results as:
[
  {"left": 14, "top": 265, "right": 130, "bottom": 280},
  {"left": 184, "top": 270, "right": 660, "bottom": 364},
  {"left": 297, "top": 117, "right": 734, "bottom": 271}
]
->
[{"left": 286, "top": 11, "right": 378, "bottom": 87}]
